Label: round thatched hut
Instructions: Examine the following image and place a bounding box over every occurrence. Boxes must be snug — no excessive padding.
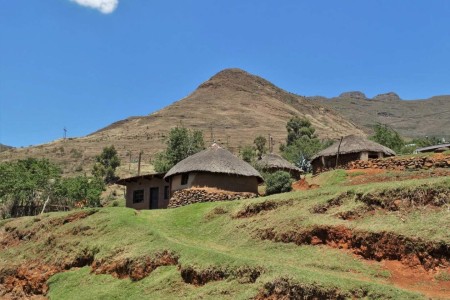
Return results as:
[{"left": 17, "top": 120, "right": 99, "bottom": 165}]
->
[
  {"left": 164, "top": 143, "right": 264, "bottom": 194},
  {"left": 256, "top": 153, "right": 303, "bottom": 179},
  {"left": 311, "top": 135, "right": 396, "bottom": 174}
]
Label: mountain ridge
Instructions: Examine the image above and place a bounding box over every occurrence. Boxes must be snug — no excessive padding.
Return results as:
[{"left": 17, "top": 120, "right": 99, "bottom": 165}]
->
[
  {"left": 1, "top": 68, "right": 448, "bottom": 176},
  {"left": 0, "top": 68, "right": 363, "bottom": 175}
]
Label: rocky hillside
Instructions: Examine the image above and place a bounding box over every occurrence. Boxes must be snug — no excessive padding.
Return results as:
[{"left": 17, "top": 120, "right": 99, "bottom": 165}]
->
[
  {"left": 0, "top": 69, "right": 363, "bottom": 175},
  {"left": 312, "top": 92, "right": 450, "bottom": 140}
]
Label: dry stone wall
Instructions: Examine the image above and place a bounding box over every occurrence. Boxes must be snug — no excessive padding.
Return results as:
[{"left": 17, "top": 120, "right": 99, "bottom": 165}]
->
[
  {"left": 168, "top": 189, "right": 258, "bottom": 208},
  {"left": 346, "top": 154, "right": 450, "bottom": 171}
]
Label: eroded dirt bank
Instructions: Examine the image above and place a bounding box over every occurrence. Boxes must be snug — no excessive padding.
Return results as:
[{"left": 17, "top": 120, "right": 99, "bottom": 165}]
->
[{"left": 257, "top": 225, "right": 449, "bottom": 271}]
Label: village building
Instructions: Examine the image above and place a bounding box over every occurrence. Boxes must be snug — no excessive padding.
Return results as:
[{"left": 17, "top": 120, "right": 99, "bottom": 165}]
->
[
  {"left": 116, "top": 173, "right": 170, "bottom": 210},
  {"left": 414, "top": 143, "right": 450, "bottom": 154},
  {"left": 255, "top": 153, "right": 303, "bottom": 179},
  {"left": 164, "top": 143, "right": 263, "bottom": 194},
  {"left": 310, "top": 135, "right": 396, "bottom": 174}
]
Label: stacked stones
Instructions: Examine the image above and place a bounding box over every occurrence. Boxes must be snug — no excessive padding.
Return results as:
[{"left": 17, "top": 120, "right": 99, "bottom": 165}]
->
[
  {"left": 168, "top": 189, "right": 258, "bottom": 208},
  {"left": 346, "top": 155, "right": 450, "bottom": 171}
]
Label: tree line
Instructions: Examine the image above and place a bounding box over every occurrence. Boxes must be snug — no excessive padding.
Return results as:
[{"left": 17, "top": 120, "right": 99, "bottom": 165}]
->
[{"left": 0, "top": 145, "right": 121, "bottom": 219}]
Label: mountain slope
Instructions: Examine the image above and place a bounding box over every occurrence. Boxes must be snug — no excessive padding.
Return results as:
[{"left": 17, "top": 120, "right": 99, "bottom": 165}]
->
[
  {"left": 0, "top": 144, "right": 14, "bottom": 153},
  {"left": 0, "top": 69, "right": 363, "bottom": 175},
  {"left": 312, "top": 92, "right": 450, "bottom": 140}
]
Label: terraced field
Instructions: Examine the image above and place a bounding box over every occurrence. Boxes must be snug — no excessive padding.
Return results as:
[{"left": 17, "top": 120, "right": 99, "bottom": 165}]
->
[{"left": 1, "top": 171, "right": 449, "bottom": 299}]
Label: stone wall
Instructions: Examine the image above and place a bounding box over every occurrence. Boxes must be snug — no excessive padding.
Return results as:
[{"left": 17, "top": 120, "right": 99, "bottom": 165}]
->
[
  {"left": 346, "top": 154, "right": 450, "bottom": 171},
  {"left": 168, "top": 188, "right": 258, "bottom": 208}
]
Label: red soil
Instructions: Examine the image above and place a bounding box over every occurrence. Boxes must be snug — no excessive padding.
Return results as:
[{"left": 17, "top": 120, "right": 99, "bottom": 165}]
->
[
  {"left": 381, "top": 260, "right": 450, "bottom": 299},
  {"left": 292, "top": 178, "right": 319, "bottom": 191}
]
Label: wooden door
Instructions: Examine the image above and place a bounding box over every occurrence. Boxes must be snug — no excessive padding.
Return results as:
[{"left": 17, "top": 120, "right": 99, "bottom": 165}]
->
[{"left": 150, "top": 187, "right": 159, "bottom": 209}]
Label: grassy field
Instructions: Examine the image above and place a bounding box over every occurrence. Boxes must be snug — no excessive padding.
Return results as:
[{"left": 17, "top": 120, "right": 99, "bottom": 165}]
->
[{"left": 1, "top": 171, "right": 449, "bottom": 299}]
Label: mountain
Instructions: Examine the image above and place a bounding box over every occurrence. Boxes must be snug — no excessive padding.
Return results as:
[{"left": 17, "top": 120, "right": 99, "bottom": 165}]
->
[
  {"left": 0, "top": 69, "right": 364, "bottom": 175},
  {"left": 311, "top": 92, "right": 450, "bottom": 140}
]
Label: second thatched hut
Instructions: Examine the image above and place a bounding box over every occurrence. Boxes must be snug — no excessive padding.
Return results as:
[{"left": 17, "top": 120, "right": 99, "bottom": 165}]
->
[
  {"left": 310, "top": 135, "right": 396, "bottom": 174},
  {"left": 255, "top": 153, "right": 303, "bottom": 179},
  {"left": 164, "top": 143, "right": 263, "bottom": 194}
]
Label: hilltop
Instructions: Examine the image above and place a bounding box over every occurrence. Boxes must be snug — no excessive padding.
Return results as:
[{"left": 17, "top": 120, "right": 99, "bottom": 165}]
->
[
  {"left": 0, "top": 69, "right": 363, "bottom": 176},
  {"left": 312, "top": 92, "right": 450, "bottom": 140}
]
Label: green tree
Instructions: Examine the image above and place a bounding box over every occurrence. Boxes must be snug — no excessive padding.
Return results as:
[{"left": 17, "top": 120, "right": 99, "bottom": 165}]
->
[
  {"left": 253, "top": 135, "right": 267, "bottom": 159},
  {"left": 0, "top": 158, "right": 61, "bottom": 218},
  {"left": 239, "top": 145, "right": 256, "bottom": 164},
  {"left": 280, "top": 117, "right": 330, "bottom": 167},
  {"left": 265, "top": 171, "right": 293, "bottom": 195},
  {"left": 154, "top": 127, "right": 205, "bottom": 173},
  {"left": 286, "top": 117, "right": 317, "bottom": 146},
  {"left": 92, "top": 145, "right": 121, "bottom": 183},
  {"left": 369, "top": 124, "right": 404, "bottom": 153},
  {"left": 56, "top": 175, "right": 105, "bottom": 207},
  {"left": 0, "top": 158, "right": 105, "bottom": 218}
]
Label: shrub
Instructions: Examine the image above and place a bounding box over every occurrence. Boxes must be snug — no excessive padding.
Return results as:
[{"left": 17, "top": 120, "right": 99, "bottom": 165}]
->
[{"left": 265, "top": 171, "right": 293, "bottom": 195}]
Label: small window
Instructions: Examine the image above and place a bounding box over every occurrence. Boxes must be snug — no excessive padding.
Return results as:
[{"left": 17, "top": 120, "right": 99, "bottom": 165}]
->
[
  {"left": 181, "top": 173, "right": 189, "bottom": 185},
  {"left": 164, "top": 186, "right": 170, "bottom": 200},
  {"left": 133, "top": 190, "right": 144, "bottom": 203}
]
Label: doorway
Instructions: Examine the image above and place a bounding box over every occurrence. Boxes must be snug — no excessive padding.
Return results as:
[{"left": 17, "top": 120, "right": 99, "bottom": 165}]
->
[{"left": 150, "top": 187, "right": 159, "bottom": 209}]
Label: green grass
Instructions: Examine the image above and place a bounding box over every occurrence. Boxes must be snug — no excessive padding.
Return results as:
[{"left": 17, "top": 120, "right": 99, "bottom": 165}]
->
[{"left": 2, "top": 174, "right": 449, "bottom": 299}]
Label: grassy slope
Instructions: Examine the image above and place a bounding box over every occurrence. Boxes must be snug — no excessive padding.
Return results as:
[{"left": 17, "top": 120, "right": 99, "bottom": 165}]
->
[{"left": 1, "top": 173, "right": 449, "bottom": 299}]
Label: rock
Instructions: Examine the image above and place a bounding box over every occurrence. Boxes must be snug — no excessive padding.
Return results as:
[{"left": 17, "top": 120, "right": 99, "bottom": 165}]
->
[
  {"left": 338, "top": 91, "right": 367, "bottom": 100},
  {"left": 373, "top": 92, "right": 401, "bottom": 101}
]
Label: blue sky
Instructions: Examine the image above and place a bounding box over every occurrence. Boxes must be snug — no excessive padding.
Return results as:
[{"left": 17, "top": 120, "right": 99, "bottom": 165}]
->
[{"left": 1, "top": 0, "right": 449, "bottom": 147}]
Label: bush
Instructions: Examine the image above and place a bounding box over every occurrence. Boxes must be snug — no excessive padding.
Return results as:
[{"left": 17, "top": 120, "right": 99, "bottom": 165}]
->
[{"left": 265, "top": 171, "right": 293, "bottom": 196}]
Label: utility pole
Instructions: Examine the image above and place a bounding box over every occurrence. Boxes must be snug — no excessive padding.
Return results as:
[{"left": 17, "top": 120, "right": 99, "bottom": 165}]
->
[
  {"left": 137, "top": 151, "right": 142, "bottom": 176},
  {"left": 210, "top": 126, "right": 214, "bottom": 144},
  {"left": 63, "top": 127, "right": 67, "bottom": 141},
  {"left": 335, "top": 136, "right": 343, "bottom": 168},
  {"left": 127, "top": 150, "right": 132, "bottom": 173}
]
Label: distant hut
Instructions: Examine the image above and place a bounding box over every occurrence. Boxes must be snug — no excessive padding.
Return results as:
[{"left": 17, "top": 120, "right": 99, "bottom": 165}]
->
[
  {"left": 164, "top": 143, "right": 263, "bottom": 194},
  {"left": 310, "top": 135, "right": 396, "bottom": 174},
  {"left": 116, "top": 173, "right": 170, "bottom": 210},
  {"left": 414, "top": 143, "right": 450, "bottom": 154},
  {"left": 256, "top": 153, "right": 303, "bottom": 179}
]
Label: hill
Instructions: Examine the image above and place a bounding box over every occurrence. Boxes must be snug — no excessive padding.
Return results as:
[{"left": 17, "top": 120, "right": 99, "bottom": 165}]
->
[
  {"left": 312, "top": 92, "right": 450, "bottom": 140},
  {"left": 0, "top": 144, "right": 14, "bottom": 153},
  {"left": 1, "top": 171, "right": 449, "bottom": 299},
  {"left": 0, "top": 69, "right": 363, "bottom": 176}
]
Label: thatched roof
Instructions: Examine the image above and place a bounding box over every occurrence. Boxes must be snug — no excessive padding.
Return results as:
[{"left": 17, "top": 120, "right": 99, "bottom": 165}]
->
[
  {"left": 256, "top": 153, "right": 303, "bottom": 173},
  {"left": 164, "top": 143, "right": 263, "bottom": 182},
  {"left": 311, "top": 135, "right": 396, "bottom": 162}
]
